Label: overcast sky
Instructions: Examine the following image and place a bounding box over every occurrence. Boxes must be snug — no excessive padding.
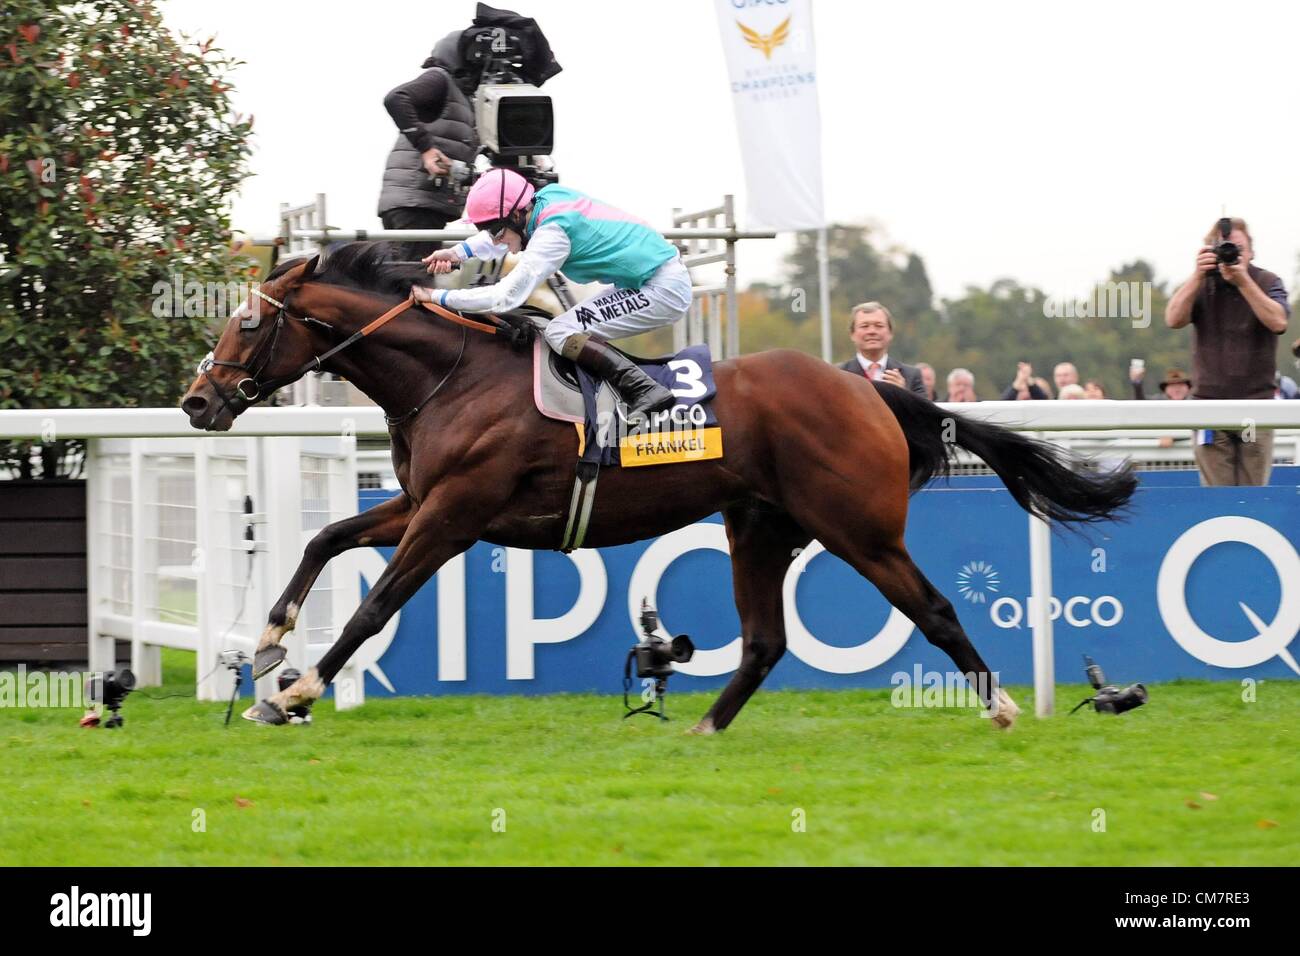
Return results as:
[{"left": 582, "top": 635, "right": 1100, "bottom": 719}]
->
[{"left": 162, "top": 0, "right": 1300, "bottom": 303}]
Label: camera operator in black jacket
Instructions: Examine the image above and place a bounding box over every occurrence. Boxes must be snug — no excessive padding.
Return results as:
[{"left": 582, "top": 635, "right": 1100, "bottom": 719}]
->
[{"left": 377, "top": 31, "right": 481, "bottom": 260}]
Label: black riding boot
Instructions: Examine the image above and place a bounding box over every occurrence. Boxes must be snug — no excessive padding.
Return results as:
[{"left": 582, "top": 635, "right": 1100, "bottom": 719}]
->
[{"left": 563, "top": 333, "right": 675, "bottom": 421}]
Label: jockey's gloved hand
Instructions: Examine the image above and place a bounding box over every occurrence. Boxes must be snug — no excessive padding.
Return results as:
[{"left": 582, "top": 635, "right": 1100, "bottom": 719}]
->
[
  {"left": 412, "top": 285, "right": 446, "bottom": 305},
  {"left": 422, "top": 248, "right": 462, "bottom": 275}
]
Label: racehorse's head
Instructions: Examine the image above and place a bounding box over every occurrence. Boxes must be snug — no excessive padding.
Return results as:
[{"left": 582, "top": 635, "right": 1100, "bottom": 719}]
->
[{"left": 180, "top": 255, "right": 323, "bottom": 431}]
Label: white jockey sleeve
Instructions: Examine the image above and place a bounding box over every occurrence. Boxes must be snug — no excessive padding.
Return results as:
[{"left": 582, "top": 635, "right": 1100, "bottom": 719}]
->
[
  {"left": 441, "top": 224, "right": 571, "bottom": 313},
  {"left": 451, "top": 231, "right": 503, "bottom": 261}
]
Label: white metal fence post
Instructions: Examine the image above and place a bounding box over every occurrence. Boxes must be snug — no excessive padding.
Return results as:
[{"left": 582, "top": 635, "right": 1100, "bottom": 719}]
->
[
  {"left": 1028, "top": 512, "right": 1055, "bottom": 717},
  {"left": 84, "top": 438, "right": 116, "bottom": 675},
  {"left": 671, "top": 206, "right": 686, "bottom": 355},
  {"left": 258, "top": 436, "right": 305, "bottom": 702},
  {"left": 244, "top": 434, "right": 268, "bottom": 694},
  {"left": 669, "top": 197, "right": 754, "bottom": 360},
  {"left": 194, "top": 441, "right": 226, "bottom": 701},
  {"left": 128, "top": 441, "right": 152, "bottom": 684},
  {"left": 328, "top": 432, "right": 364, "bottom": 710},
  {"left": 816, "top": 227, "right": 832, "bottom": 363},
  {"left": 724, "top": 194, "right": 740, "bottom": 359}
]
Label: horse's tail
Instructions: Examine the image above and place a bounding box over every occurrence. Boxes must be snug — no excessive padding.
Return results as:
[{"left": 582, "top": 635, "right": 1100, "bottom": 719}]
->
[{"left": 871, "top": 383, "right": 1137, "bottom": 524}]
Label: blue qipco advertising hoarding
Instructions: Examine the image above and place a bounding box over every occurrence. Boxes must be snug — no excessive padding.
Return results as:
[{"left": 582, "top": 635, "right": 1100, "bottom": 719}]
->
[{"left": 341, "top": 469, "right": 1300, "bottom": 698}]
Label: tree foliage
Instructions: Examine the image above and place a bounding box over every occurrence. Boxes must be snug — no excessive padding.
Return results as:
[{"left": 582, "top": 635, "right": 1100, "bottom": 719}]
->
[
  {"left": 0, "top": 0, "right": 253, "bottom": 416},
  {"left": 735, "top": 226, "right": 935, "bottom": 359}
]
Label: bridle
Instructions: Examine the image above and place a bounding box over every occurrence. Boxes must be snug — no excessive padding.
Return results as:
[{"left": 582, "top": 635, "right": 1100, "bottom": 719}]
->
[
  {"left": 198, "top": 287, "right": 300, "bottom": 408},
  {"left": 198, "top": 283, "right": 505, "bottom": 428}
]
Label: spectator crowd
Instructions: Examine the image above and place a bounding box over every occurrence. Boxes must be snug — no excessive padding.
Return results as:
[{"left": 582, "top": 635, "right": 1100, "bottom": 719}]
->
[{"left": 837, "top": 217, "right": 1297, "bottom": 487}]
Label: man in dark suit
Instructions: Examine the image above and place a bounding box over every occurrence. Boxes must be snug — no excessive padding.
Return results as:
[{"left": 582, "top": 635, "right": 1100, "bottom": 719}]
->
[{"left": 837, "top": 301, "right": 928, "bottom": 396}]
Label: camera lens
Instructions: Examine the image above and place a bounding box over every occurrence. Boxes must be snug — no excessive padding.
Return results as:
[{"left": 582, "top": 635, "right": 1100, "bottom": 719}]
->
[
  {"left": 1120, "top": 683, "right": 1148, "bottom": 709},
  {"left": 670, "top": 635, "right": 695, "bottom": 664}
]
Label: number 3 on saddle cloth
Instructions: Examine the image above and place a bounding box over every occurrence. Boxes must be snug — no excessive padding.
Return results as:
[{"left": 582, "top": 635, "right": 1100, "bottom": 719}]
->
[{"left": 530, "top": 337, "right": 724, "bottom": 551}]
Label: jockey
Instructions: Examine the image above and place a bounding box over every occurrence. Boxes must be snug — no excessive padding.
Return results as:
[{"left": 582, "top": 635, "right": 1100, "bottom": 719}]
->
[{"left": 411, "top": 167, "right": 691, "bottom": 419}]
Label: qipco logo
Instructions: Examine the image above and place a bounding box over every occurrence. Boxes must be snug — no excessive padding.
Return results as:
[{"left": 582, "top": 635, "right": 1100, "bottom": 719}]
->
[
  {"left": 988, "top": 594, "right": 1124, "bottom": 630},
  {"left": 1157, "top": 516, "right": 1300, "bottom": 675}
]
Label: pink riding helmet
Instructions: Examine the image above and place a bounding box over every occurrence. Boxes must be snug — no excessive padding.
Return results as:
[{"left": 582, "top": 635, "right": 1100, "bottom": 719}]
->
[{"left": 461, "top": 167, "right": 536, "bottom": 227}]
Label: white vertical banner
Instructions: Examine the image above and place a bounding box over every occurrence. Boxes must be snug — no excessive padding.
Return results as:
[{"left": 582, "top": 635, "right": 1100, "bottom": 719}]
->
[{"left": 715, "top": 0, "right": 825, "bottom": 231}]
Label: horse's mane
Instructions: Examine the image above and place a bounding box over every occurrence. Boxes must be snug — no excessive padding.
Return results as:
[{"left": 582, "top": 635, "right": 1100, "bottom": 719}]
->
[
  {"left": 267, "top": 242, "right": 538, "bottom": 351},
  {"left": 267, "top": 242, "right": 434, "bottom": 298}
]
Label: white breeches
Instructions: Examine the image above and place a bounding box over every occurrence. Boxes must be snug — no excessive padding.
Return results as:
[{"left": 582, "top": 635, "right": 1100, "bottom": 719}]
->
[{"left": 542, "top": 256, "right": 693, "bottom": 351}]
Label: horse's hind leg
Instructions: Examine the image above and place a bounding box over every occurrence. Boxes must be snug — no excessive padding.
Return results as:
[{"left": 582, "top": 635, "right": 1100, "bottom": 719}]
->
[
  {"left": 693, "top": 503, "right": 811, "bottom": 734},
  {"left": 805, "top": 525, "right": 1020, "bottom": 728},
  {"left": 253, "top": 493, "right": 413, "bottom": 678},
  {"left": 867, "top": 545, "right": 1017, "bottom": 726}
]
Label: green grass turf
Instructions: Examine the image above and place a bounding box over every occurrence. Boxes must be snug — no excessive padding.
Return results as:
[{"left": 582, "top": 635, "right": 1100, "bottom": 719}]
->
[{"left": 1, "top": 650, "right": 1295, "bottom": 866}]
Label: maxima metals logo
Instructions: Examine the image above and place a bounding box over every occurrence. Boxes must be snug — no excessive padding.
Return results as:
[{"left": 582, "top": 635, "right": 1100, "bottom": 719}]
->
[{"left": 49, "top": 886, "right": 151, "bottom": 936}]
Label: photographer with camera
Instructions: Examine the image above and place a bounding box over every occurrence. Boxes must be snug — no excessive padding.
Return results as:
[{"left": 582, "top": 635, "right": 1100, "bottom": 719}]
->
[
  {"left": 377, "top": 31, "right": 483, "bottom": 261},
  {"left": 1165, "top": 217, "right": 1290, "bottom": 486}
]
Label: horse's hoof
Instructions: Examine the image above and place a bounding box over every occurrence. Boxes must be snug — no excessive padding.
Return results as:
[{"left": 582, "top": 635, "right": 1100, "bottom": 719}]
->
[
  {"left": 989, "top": 689, "right": 1021, "bottom": 729},
  {"left": 252, "top": 645, "right": 287, "bottom": 680},
  {"left": 686, "top": 718, "right": 717, "bottom": 736},
  {"left": 242, "top": 699, "right": 290, "bottom": 726}
]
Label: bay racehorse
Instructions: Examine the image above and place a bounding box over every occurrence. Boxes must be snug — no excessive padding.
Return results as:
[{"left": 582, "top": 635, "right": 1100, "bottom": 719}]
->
[{"left": 180, "top": 243, "right": 1136, "bottom": 731}]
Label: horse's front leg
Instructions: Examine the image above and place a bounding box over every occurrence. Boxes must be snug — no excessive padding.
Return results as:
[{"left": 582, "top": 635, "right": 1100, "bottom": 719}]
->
[
  {"left": 252, "top": 492, "right": 413, "bottom": 678},
  {"left": 244, "top": 493, "right": 482, "bottom": 724}
]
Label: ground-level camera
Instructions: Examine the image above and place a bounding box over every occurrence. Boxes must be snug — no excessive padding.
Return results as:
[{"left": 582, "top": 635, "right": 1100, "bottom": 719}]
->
[
  {"left": 277, "top": 668, "right": 313, "bottom": 725},
  {"left": 1071, "top": 655, "right": 1148, "bottom": 715},
  {"left": 81, "top": 668, "right": 136, "bottom": 728},
  {"left": 622, "top": 599, "right": 694, "bottom": 721}
]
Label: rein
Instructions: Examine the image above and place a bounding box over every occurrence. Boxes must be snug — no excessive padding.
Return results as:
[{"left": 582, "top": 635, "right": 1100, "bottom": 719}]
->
[{"left": 200, "top": 288, "right": 504, "bottom": 427}]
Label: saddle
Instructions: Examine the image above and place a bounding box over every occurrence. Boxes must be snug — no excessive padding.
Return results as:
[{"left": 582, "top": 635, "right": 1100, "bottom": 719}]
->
[{"left": 469, "top": 256, "right": 724, "bottom": 550}]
